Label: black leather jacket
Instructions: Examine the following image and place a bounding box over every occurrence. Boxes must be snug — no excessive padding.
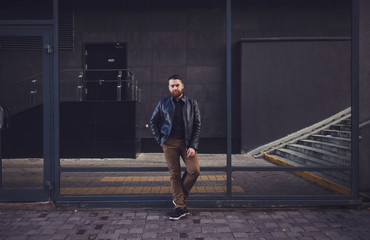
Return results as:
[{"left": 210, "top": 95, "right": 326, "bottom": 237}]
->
[{"left": 150, "top": 95, "right": 201, "bottom": 150}]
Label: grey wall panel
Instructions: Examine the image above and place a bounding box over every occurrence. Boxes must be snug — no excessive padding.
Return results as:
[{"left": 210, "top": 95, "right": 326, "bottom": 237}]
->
[
  {"left": 359, "top": 0, "right": 370, "bottom": 191},
  {"left": 152, "top": 49, "right": 187, "bottom": 66},
  {"left": 241, "top": 39, "right": 351, "bottom": 152},
  {"left": 151, "top": 32, "right": 187, "bottom": 49},
  {"left": 187, "top": 48, "right": 225, "bottom": 67}
]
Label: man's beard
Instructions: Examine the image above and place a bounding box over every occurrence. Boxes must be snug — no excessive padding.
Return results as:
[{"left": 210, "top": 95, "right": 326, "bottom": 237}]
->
[{"left": 170, "top": 89, "right": 183, "bottom": 98}]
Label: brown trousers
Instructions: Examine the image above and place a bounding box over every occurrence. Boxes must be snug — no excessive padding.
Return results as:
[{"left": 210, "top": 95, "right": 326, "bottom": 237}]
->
[{"left": 162, "top": 136, "right": 200, "bottom": 209}]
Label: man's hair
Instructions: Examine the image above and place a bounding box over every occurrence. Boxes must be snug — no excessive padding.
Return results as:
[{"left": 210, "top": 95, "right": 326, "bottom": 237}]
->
[{"left": 168, "top": 74, "right": 183, "bottom": 83}]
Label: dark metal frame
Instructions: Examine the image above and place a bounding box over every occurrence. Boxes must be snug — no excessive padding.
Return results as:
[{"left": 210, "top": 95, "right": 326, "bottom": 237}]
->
[
  {"left": 54, "top": 0, "right": 360, "bottom": 206},
  {"left": 350, "top": 0, "right": 360, "bottom": 200},
  {"left": 0, "top": 24, "right": 54, "bottom": 202},
  {"left": 0, "top": 0, "right": 361, "bottom": 206}
]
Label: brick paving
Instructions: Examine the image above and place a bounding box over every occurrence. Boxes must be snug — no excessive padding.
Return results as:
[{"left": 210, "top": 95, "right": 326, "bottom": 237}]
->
[{"left": 0, "top": 204, "right": 370, "bottom": 240}]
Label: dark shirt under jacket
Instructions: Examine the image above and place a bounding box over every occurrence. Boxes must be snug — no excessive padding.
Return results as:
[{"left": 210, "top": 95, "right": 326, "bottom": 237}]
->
[
  {"left": 170, "top": 97, "right": 185, "bottom": 138},
  {"left": 150, "top": 95, "right": 201, "bottom": 150}
]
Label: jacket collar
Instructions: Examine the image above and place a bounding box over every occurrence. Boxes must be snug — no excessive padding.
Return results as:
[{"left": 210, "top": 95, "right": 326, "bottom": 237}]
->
[{"left": 171, "top": 94, "right": 187, "bottom": 103}]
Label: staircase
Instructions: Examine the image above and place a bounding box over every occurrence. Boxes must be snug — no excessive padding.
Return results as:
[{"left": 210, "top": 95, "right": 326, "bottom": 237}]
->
[{"left": 263, "top": 111, "right": 352, "bottom": 192}]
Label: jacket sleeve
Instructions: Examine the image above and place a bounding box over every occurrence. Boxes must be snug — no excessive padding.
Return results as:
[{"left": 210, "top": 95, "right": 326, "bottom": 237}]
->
[
  {"left": 149, "top": 100, "right": 163, "bottom": 145},
  {"left": 189, "top": 100, "right": 201, "bottom": 151}
]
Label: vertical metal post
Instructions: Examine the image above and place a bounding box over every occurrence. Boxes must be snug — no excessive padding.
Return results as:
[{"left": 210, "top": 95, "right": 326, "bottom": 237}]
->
[
  {"left": 52, "top": 0, "right": 60, "bottom": 201},
  {"left": 117, "top": 70, "right": 122, "bottom": 101},
  {"left": 351, "top": 0, "right": 359, "bottom": 198},
  {"left": 131, "top": 75, "right": 135, "bottom": 101},
  {"left": 30, "top": 79, "right": 37, "bottom": 107},
  {"left": 77, "top": 72, "right": 83, "bottom": 101},
  {"left": 226, "top": 0, "right": 232, "bottom": 196},
  {"left": 0, "top": 128, "right": 2, "bottom": 190}
]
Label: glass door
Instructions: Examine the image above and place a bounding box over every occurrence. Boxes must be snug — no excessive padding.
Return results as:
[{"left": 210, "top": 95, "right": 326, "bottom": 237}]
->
[{"left": 0, "top": 27, "right": 52, "bottom": 201}]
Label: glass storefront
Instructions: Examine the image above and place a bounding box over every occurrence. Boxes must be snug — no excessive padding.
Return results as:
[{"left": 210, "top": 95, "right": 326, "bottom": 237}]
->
[{"left": 0, "top": 0, "right": 360, "bottom": 205}]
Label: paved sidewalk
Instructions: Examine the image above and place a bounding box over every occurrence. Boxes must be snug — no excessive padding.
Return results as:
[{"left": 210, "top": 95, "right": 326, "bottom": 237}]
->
[{"left": 1, "top": 204, "right": 370, "bottom": 240}]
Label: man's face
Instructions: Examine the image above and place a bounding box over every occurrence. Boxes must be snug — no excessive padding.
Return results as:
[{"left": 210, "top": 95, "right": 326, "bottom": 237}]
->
[{"left": 168, "top": 79, "right": 184, "bottom": 98}]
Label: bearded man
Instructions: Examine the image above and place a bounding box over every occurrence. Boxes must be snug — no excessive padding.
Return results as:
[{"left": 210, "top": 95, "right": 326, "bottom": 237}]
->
[{"left": 150, "top": 74, "right": 201, "bottom": 220}]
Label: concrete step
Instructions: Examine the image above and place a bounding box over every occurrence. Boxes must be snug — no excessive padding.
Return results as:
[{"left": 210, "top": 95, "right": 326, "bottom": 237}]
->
[
  {"left": 330, "top": 124, "right": 351, "bottom": 131},
  {"left": 321, "top": 130, "right": 351, "bottom": 138},
  {"left": 309, "top": 135, "right": 351, "bottom": 147},
  {"left": 298, "top": 139, "right": 351, "bottom": 157},
  {"left": 274, "top": 148, "right": 342, "bottom": 167},
  {"left": 268, "top": 153, "right": 351, "bottom": 185},
  {"left": 286, "top": 144, "right": 351, "bottom": 166},
  {"left": 310, "top": 171, "right": 351, "bottom": 188},
  {"left": 340, "top": 119, "right": 351, "bottom": 125},
  {"left": 267, "top": 153, "right": 305, "bottom": 166}
]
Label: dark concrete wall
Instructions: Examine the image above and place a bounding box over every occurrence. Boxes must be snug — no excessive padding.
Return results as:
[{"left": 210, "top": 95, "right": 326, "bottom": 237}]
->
[
  {"left": 359, "top": 0, "right": 370, "bottom": 191},
  {"left": 240, "top": 39, "right": 351, "bottom": 151},
  {"left": 58, "top": 0, "right": 352, "bottom": 153},
  {"left": 0, "top": 50, "right": 43, "bottom": 115},
  {"left": 59, "top": 0, "right": 227, "bottom": 153},
  {"left": 232, "top": 0, "right": 351, "bottom": 151}
]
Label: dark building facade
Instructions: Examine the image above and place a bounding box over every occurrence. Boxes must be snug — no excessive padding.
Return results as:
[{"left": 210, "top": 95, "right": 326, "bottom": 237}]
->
[
  {"left": 0, "top": 0, "right": 369, "bottom": 206},
  {"left": 58, "top": 0, "right": 353, "bottom": 153}
]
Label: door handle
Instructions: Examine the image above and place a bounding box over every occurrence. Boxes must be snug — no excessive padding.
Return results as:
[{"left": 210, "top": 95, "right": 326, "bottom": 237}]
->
[{"left": 0, "top": 106, "right": 9, "bottom": 130}]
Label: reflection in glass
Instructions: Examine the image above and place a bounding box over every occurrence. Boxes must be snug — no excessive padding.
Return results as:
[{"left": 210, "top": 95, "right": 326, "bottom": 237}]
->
[
  {"left": 60, "top": 153, "right": 227, "bottom": 168},
  {"left": 258, "top": 109, "right": 352, "bottom": 170},
  {"left": 60, "top": 172, "right": 170, "bottom": 196},
  {"left": 60, "top": 171, "right": 227, "bottom": 196},
  {"left": 58, "top": 0, "right": 228, "bottom": 168},
  {"left": 0, "top": 37, "right": 44, "bottom": 190},
  {"left": 2, "top": 159, "right": 43, "bottom": 189},
  {"left": 232, "top": 171, "right": 351, "bottom": 196}
]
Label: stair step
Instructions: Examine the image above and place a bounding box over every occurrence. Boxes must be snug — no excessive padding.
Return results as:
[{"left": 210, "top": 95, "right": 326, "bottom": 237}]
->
[
  {"left": 286, "top": 144, "right": 351, "bottom": 166},
  {"left": 274, "top": 148, "right": 342, "bottom": 167},
  {"left": 267, "top": 153, "right": 351, "bottom": 185},
  {"left": 298, "top": 139, "right": 351, "bottom": 156},
  {"left": 266, "top": 154, "right": 305, "bottom": 166},
  {"left": 340, "top": 119, "right": 351, "bottom": 125},
  {"left": 330, "top": 124, "right": 351, "bottom": 131},
  {"left": 309, "top": 170, "right": 351, "bottom": 188},
  {"left": 309, "top": 135, "right": 351, "bottom": 147},
  {"left": 321, "top": 130, "right": 351, "bottom": 138}
]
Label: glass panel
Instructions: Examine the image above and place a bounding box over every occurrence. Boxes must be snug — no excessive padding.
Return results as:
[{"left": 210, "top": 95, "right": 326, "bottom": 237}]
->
[
  {"left": 60, "top": 172, "right": 170, "bottom": 196},
  {"left": 232, "top": 154, "right": 287, "bottom": 167},
  {"left": 59, "top": 0, "right": 227, "bottom": 172},
  {"left": 233, "top": 0, "right": 352, "bottom": 169},
  {"left": 232, "top": 171, "right": 351, "bottom": 196},
  {"left": 60, "top": 171, "right": 227, "bottom": 196},
  {"left": 1, "top": 159, "right": 43, "bottom": 189},
  {"left": 0, "top": 36, "right": 44, "bottom": 189},
  {"left": 193, "top": 171, "right": 227, "bottom": 196},
  {"left": 60, "top": 154, "right": 227, "bottom": 168}
]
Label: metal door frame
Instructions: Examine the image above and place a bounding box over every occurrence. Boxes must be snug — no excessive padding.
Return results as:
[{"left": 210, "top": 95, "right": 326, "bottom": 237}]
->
[
  {"left": 0, "top": 0, "right": 360, "bottom": 206},
  {"left": 0, "top": 24, "right": 54, "bottom": 201},
  {"left": 53, "top": 0, "right": 360, "bottom": 207}
]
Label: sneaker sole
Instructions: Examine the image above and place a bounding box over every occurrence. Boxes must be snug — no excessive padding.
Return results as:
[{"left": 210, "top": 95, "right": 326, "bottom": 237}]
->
[{"left": 168, "top": 212, "right": 189, "bottom": 221}]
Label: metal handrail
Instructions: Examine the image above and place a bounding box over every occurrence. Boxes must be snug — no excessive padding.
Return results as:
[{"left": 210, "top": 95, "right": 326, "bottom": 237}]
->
[
  {"left": 83, "top": 79, "right": 133, "bottom": 83},
  {"left": 359, "top": 119, "right": 370, "bottom": 129},
  {"left": 60, "top": 68, "right": 140, "bottom": 102},
  {"left": 60, "top": 68, "right": 135, "bottom": 76},
  {"left": 1, "top": 73, "right": 42, "bottom": 91}
]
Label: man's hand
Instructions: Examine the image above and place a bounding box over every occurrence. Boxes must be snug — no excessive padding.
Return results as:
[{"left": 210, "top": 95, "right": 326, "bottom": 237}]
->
[{"left": 187, "top": 148, "right": 196, "bottom": 157}]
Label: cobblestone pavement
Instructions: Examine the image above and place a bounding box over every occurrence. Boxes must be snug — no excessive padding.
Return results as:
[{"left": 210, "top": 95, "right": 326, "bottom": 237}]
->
[{"left": 1, "top": 204, "right": 370, "bottom": 240}]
